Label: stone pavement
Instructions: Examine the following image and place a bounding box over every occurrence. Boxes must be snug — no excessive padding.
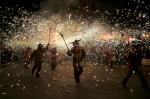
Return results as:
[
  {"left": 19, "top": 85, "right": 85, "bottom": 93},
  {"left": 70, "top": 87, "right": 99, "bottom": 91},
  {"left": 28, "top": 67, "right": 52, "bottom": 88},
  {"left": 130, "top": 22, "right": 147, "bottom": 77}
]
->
[{"left": 0, "top": 61, "right": 150, "bottom": 99}]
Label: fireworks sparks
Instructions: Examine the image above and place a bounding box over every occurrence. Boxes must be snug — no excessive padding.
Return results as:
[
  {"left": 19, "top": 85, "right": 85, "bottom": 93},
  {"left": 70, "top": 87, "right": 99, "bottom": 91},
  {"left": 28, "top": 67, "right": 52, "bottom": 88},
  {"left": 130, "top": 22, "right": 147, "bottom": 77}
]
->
[
  {"left": 0, "top": 0, "right": 149, "bottom": 51},
  {"left": 5, "top": 11, "right": 149, "bottom": 50},
  {"left": 0, "top": 1, "right": 150, "bottom": 98}
]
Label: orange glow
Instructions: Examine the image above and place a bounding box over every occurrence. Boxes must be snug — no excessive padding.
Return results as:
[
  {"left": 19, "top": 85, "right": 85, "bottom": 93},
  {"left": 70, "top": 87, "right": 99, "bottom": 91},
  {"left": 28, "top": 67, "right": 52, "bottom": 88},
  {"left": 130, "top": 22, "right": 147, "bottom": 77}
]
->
[
  {"left": 97, "top": 34, "right": 114, "bottom": 40},
  {"left": 102, "top": 34, "right": 113, "bottom": 40}
]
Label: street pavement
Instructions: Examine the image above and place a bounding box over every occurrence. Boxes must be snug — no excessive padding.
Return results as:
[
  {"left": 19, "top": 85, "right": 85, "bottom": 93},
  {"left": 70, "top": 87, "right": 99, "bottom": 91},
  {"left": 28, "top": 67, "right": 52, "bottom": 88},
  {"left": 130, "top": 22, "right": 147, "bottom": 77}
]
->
[{"left": 0, "top": 61, "right": 150, "bottom": 99}]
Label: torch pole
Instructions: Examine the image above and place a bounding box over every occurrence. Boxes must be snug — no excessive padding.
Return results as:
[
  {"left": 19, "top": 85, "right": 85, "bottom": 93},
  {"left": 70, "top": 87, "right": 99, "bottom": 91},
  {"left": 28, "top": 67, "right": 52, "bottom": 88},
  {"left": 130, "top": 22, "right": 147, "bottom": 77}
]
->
[
  {"left": 59, "top": 32, "right": 70, "bottom": 50},
  {"left": 48, "top": 28, "right": 51, "bottom": 44}
]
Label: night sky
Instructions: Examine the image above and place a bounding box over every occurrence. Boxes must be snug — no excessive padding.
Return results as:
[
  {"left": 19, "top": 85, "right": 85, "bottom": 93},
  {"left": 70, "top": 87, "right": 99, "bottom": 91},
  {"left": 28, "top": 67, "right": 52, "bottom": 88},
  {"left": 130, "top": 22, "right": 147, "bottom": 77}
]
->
[{"left": 0, "top": 0, "right": 150, "bottom": 33}]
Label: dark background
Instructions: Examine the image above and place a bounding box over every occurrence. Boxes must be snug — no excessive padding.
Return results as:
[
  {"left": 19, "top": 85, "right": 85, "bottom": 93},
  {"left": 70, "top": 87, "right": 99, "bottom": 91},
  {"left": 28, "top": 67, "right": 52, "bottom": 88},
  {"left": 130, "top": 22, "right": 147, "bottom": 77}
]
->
[{"left": 0, "top": 0, "right": 150, "bottom": 33}]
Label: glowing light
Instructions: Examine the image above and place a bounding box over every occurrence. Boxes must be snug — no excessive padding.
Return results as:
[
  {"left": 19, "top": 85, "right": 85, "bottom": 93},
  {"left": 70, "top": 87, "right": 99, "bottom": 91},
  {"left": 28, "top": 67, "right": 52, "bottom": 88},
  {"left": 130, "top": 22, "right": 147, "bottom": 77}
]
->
[
  {"left": 4, "top": 10, "right": 149, "bottom": 49},
  {"left": 127, "top": 37, "right": 136, "bottom": 44},
  {"left": 142, "top": 33, "right": 150, "bottom": 38},
  {"left": 102, "top": 34, "right": 113, "bottom": 40}
]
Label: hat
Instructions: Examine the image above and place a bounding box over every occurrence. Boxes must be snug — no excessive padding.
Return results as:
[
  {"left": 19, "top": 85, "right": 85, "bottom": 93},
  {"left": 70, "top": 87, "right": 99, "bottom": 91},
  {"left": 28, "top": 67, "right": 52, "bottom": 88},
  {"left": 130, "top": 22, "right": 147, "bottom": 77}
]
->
[
  {"left": 38, "top": 43, "right": 43, "bottom": 48},
  {"left": 72, "top": 39, "right": 81, "bottom": 44}
]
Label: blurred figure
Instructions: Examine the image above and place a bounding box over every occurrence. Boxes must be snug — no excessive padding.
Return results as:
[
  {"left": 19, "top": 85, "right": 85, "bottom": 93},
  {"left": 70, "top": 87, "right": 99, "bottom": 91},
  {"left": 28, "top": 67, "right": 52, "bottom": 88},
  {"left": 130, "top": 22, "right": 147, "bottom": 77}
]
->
[
  {"left": 1, "top": 44, "right": 13, "bottom": 67},
  {"left": 122, "top": 43, "right": 148, "bottom": 89},
  {"left": 31, "top": 43, "right": 49, "bottom": 77},
  {"left": 144, "top": 45, "right": 150, "bottom": 59},
  {"left": 109, "top": 49, "right": 116, "bottom": 69},
  {"left": 1, "top": 46, "right": 7, "bottom": 67},
  {"left": 67, "top": 40, "right": 86, "bottom": 85},
  {"left": 50, "top": 47, "right": 58, "bottom": 70},
  {"left": 23, "top": 47, "right": 32, "bottom": 68}
]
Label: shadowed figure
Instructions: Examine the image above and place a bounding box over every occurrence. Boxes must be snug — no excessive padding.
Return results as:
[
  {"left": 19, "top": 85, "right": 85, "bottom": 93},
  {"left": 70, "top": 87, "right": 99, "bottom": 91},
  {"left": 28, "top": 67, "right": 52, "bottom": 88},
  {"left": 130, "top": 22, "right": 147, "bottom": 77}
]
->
[
  {"left": 23, "top": 47, "right": 32, "bottom": 68},
  {"left": 67, "top": 40, "right": 86, "bottom": 85},
  {"left": 122, "top": 43, "right": 148, "bottom": 89},
  {"left": 31, "top": 43, "right": 49, "bottom": 77},
  {"left": 50, "top": 47, "right": 58, "bottom": 70}
]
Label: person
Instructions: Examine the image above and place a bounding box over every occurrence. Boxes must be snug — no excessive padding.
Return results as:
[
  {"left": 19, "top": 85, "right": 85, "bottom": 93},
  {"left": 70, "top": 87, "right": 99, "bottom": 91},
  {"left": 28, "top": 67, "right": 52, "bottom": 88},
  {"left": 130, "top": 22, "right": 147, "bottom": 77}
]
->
[
  {"left": 122, "top": 43, "right": 148, "bottom": 89},
  {"left": 1, "top": 46, "right": 7, "bottom": 67},
  {"left": 67, "top": 40, "right": 86, "bottom": 86},
  {"left": 24, "top": 47, "right": 32, "bottom": 68},
  {"left": 31, "top": 43, "right": 49, "bottom": 77},
  {"left": 50, "top": 47, "right": 58, "bottom": 70},
  {"left": 109, "top": 49, "right": 116, "bottom": 69}
]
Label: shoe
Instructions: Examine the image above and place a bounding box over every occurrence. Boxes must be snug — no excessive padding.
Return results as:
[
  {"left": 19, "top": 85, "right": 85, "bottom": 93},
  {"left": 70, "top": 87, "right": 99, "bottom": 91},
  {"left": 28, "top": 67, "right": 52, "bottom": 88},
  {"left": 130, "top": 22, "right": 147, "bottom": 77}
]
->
[
  {"left": 75, "top": 83, "right": 80, "bottom": 87},
  {"left": 122, "top": 81, "right": 127, "bottom": 88},
  {"left": 36, "top": 74, "right": 40, "bottom": 77},
  {"left": 32, "top": 70, "right": 34, "bottom": 75}
]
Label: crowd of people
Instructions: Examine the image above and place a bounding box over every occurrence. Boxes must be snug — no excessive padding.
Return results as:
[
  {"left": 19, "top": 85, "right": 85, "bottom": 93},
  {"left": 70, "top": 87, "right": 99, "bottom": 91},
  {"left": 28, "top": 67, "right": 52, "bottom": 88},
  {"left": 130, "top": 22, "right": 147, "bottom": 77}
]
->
[{"left": 1, "top": 38, "right": 150, "bottom": 89}]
